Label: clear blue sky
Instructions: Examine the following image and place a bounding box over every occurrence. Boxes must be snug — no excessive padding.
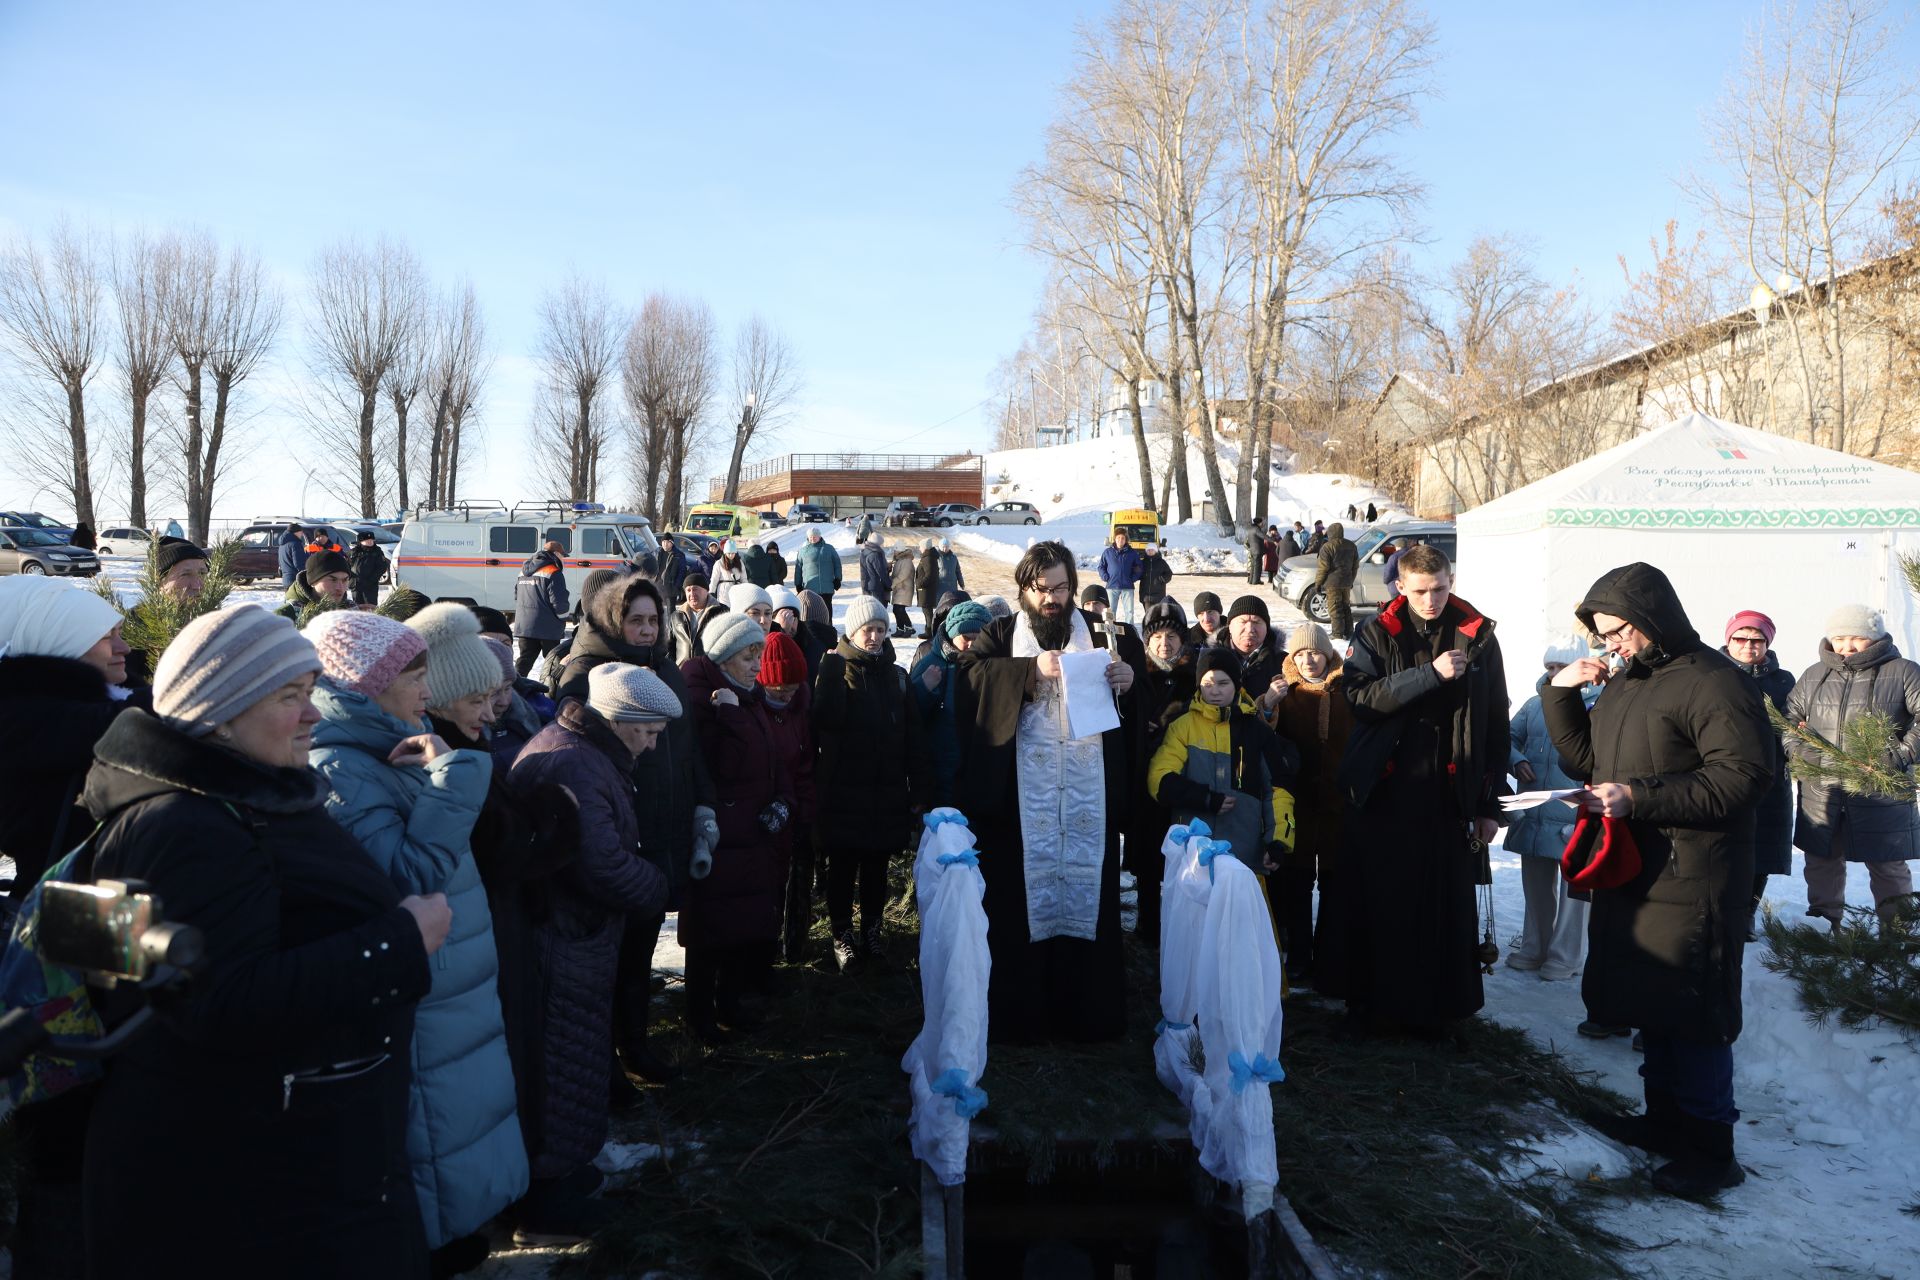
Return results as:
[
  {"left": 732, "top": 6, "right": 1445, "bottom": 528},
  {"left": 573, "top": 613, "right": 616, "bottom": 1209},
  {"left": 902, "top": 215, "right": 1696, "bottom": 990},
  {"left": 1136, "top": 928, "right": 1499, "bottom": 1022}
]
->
[{"left": 1, "top": 0, "right": 1911, "bottom": 519}]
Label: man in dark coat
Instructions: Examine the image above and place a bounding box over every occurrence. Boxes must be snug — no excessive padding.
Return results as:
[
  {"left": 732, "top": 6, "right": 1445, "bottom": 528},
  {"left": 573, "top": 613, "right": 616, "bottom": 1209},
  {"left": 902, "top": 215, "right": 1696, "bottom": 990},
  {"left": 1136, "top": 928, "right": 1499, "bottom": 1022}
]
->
[
  {"left": 859, "top": 533, "right": 890, "bottom": 602},
  {"left": 653, "top": 533, "right": 687, "bottom": 605},
  {"left": 1210, "top": 595, "right": 1288, "bottom": 711},
  {"left": 1543, "top": 562, "right": 1772, "bottom": 1197},
  {"left": 1318, "top": 544, "right": 1508, "bottom": 1031},
  {"left": 764, "top": 540, "right": 787, "bottom": 585},
  {"left": 1186, "top": 590, "right": 1225, "bottom": 649},
  {"left": 348, "top": 531, "right": 388, "bottom": 607},
  {"left": 513, "top": 541, "right": 571, "bottom": 677},
  {"left": 1313, "top": 521, "right": 1360, "bottom": 640},
  {"left": 1132, "top": 601, "right": 1197, "bottom": 945},
  {"left": 1245, "top": 526, "right": 1265, "bottom": 585},
  {"left": 914, "top": 540, "right": 941, "bottom": 637},
  {"left": 742, "top": 540, "right": 776, "bottom": 588},
  {"left": 1138, "top": 539, "right": 1173, "bottom": 609},
  {"left": 954, "top": 541, "right": 1147, "bottom": 1043},
  {"left": 277, "top": 523, "right": 307, "bottom": 588},
  {"left": 1722, "top": 609, "right": 1795, "bottom": 938}
]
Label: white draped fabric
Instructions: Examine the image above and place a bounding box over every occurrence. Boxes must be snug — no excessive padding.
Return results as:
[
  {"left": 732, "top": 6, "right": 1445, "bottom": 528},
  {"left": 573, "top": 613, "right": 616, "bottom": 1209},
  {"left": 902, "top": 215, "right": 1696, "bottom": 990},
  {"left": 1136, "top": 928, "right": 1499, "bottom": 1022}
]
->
[
  {"left": 1154, "top": 820, "right": 1286, "bottom": 1212},
  {"left": 901, "top": 808, "right": 992, "bottom": 1187},
  {"left": 1009, "top": 608, "right": 1106, "bottom": 941}
]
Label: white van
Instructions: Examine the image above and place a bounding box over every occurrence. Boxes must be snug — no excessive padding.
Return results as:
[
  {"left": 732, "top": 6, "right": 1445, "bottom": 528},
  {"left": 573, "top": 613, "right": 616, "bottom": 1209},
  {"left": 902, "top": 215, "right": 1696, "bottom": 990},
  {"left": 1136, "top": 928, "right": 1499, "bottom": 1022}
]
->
[{"left": 393, "top": 500, "right": 662, "bottom": 614}]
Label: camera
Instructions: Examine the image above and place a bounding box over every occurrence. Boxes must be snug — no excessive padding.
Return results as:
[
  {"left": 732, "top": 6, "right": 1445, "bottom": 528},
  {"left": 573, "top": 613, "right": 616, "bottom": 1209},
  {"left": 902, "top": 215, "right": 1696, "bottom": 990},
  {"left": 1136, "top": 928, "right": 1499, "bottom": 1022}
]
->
[{"left": 37, "top": 879, "right": 204, "bottom": 985}]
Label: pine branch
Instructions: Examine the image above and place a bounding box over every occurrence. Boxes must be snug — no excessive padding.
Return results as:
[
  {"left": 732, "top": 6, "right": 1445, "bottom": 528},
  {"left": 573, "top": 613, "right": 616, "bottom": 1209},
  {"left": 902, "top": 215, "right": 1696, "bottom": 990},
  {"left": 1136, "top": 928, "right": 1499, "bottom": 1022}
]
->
[
  {"left": 1767, "top": 702, "right": 1918, "bottom": 800},
  {"left": 93, "top": 537, "right": 239, "bottom": 669},
  {"left": 1760, "top": 906, "right": 1920, "bottom": 1040}
]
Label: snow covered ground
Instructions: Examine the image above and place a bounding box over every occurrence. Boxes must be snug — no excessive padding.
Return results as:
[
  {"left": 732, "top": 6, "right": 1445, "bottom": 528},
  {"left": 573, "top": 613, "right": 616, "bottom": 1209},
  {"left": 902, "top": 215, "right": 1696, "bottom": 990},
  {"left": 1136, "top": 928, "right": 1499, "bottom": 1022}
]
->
[{"left": 1480, "top": 840, "right": 1920, "bottom": 1279}]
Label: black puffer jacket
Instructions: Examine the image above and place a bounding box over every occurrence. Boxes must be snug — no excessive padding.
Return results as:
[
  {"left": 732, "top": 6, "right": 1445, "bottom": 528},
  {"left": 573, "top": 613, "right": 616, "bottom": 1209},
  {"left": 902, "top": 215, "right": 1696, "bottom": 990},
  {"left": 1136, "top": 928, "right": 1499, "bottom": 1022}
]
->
[
  {"left": 557, "top": 574, "right": 712, "bottom": 890},
  {"left": 1138, "top": 552, "right": 1173, "bottom": 606},
  {"left": 811, "top": 637, "right": 927, "bottom": 849},
  {"left": 1786, "top": 634, "right": 1920, "bottom": 863},
  {"left": 1313, "top": 524, "right": 1359, "bottom": 591},
  {"left": 81, "top": 710, "right": 432, "bottom": 1278},
  {"left": 1727, "top": 647, "right": 1796, "bottom": 876},
  {"left": 0, "top": 655, "right": 137, "bottom": 908},
  {"left": 1542, "top": 563, "right": 1772, "bottom": 1045}
]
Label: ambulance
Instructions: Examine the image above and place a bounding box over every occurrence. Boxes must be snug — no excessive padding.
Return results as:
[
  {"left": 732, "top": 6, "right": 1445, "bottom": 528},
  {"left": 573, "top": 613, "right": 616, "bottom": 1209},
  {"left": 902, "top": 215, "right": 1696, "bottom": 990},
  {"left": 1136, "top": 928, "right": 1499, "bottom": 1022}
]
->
[
  {"left": 684, "top": 503, "right": 762, "bottom": 541},
  {"left": 392, "top": 501, "right": 662, "bottom": 614}
]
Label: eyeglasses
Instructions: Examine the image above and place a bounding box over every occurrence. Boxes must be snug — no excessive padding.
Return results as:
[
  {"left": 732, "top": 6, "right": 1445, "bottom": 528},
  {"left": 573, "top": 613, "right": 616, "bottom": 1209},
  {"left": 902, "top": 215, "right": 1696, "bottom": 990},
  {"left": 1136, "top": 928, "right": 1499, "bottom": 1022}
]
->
[
  {"left": 1594, "top": 621, "right": 1635, "bottom": 644},
  {"left": 1727, "top": 635, "right": 1768, "bottom": 647},
  {"left": 1030, "top": 582, "right": 1074, "bottom": 599}
]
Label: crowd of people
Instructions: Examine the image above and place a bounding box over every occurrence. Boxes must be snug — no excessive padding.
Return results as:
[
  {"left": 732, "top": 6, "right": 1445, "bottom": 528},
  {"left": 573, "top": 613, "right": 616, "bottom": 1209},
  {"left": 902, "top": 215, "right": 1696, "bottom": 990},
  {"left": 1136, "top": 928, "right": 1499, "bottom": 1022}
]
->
[{"left": 1, "top": 521, "right": 1915, "bottom": 1274}]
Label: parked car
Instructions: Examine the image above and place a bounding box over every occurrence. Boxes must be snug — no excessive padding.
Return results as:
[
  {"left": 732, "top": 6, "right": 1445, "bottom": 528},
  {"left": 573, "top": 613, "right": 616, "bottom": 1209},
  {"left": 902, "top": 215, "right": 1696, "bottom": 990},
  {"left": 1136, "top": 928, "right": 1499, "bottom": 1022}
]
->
[
  {"left": 787, "top": 503, "right": 831, "bottom": 523},
  {"left": 884, "top": 499, "right": 931, "bottom": 528},
  {"left": 1275, "top": 521, "right": 1457, "bottom": 625},
  {"left": 0, "top": 511, "right": 76, "bottom": 543},
  {"left": 96, "top": 526, "right": 155, "bottom": 556},
  {"left": 0, "top": 526, "right": 101, "bottom": 578},
  {"left": 927, "top": 503, "right": 979, "bottom": 527},
  {"left": 974, "top": 501, "right": 1042, "bottom": 526},
  {"left": 225, "top": 521, "right": 349, "bottom": 584},
  {"left": 758, "top": 510, "right": 789, "bottom": 528}
]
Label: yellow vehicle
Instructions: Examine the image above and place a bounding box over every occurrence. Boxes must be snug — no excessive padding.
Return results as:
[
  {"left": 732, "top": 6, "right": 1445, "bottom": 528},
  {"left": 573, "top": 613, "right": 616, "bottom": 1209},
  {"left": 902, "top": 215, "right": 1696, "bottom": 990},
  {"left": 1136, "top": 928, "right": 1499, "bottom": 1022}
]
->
[
  {"left": 685, "top": 503, "right": 762, "bottom": 541},
  {"left": 1106, "top": 507, "right": 1161, "bottom": 546}
]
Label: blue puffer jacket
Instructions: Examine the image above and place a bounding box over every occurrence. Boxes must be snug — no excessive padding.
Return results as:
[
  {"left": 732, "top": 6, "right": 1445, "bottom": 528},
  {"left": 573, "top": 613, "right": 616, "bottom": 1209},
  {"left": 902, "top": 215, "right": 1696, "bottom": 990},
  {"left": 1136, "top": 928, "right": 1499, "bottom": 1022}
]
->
[
  {"left": 1099, "top": 544, "right": 1142, "bottom": 590},
  {"left": 309, "top": 680, "right": 528, "bottom": 1248},
  {"left": 795, "top": 538, "right": 842, "bottom": 595},
  {"left": 859, "top": 541, "right": 889, "bottom": 600},
  {"left": 1505, "top": 676, "right": 1597, "bottom": 859},
  {"left": 276, "top": 529, "right": 306, "bottom": 582}
]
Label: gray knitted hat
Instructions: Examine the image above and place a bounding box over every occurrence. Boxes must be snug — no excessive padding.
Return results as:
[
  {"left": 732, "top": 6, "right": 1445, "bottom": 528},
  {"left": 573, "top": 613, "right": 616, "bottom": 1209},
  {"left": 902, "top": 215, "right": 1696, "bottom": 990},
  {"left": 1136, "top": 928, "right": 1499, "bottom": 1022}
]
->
[
  {"left": 842, "top": 595, "right": 890, "bottom": 638},
  {"left": 408, "top": 602, "right": 503, "bottom": 708},
  {"left": 1824, "top": 604, "right": 1886, "bottom": 641},
  {"left": 587, "top": 661, "right": 682, "bottom": 723},
  {"left": 154, "top": 606, "right": 323, "bottom": 737},
  {"left": 703, "top": 611, "right": 766, "bottom": 665}
]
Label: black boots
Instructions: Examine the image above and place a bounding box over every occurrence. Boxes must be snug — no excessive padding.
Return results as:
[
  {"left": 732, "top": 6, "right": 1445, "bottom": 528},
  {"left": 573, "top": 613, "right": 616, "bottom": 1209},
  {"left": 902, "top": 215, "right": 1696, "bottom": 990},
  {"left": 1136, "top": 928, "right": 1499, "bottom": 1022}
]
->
[
  {"left": 1586, "top": 1085, "right": 1685, "bottom": 1158},
  {"left": 1652, "top": 1112, "right": 1746, "bottom": 1197}
]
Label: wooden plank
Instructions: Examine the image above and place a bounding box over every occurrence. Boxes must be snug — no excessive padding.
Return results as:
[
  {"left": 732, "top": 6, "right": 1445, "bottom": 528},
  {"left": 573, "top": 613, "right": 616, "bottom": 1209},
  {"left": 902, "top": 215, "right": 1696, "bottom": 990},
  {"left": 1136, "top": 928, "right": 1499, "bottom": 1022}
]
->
[{"left": 919, "top": 1163, "right": 948, "bottom": 1277}]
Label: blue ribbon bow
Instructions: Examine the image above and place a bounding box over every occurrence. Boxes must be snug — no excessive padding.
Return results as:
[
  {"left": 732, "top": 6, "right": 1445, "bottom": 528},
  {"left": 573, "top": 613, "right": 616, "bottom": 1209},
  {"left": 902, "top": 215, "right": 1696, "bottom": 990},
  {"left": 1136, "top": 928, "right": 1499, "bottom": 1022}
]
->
[
  {"left": 1197, "top": 838, "right": 1236, "bottom": 881},
  {"left": 923, "top": 810, "right": 970, "bottom": 832},
  {"left": 931, "top": 1067, "right": 988, "bottom": 1119},
  {"left": 936, "top": 849, "right": 978, "bottom": 869},
  {"left": 1155, "top": 1017, "right": 1191, "bottom": 1035},
  {"left": 1227, "top": 1050, "right": 1286, "bottom": 1094}
]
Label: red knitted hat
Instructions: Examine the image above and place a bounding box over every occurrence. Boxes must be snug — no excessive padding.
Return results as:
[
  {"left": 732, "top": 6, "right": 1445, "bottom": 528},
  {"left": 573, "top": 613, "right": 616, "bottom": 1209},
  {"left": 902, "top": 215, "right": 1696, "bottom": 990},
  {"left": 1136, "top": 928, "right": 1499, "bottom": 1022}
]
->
[
  {"left": 1724, "top": 609, "right": 1776, "bottom": 645},
  {"left": 758, "top": 630, "right": 807, "bottom": 688},
  {"left": 1561, "top": 813, "right": 1642, "bottom": 891}
]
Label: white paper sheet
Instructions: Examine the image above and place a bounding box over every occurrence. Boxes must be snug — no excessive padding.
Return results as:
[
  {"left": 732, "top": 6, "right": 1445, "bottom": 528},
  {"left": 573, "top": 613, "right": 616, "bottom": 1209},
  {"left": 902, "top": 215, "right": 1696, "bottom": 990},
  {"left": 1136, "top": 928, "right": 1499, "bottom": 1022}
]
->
[
  {"left": 1500, "top": 788, "right": 1585, "bottom": 812},
  {"left": 1059, "top": 648, "right": 1121, "bottom": 740}
]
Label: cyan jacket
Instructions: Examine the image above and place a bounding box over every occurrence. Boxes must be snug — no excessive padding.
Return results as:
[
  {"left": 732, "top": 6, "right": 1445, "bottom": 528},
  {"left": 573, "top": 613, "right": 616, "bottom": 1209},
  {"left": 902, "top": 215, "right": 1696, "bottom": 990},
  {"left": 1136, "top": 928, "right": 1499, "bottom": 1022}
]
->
[
  {"left": 309, "top": 680, "right": 528, "bottom": 1248},
  {"left": 795, "top": 539, "right": 842, "bottom": 595}
]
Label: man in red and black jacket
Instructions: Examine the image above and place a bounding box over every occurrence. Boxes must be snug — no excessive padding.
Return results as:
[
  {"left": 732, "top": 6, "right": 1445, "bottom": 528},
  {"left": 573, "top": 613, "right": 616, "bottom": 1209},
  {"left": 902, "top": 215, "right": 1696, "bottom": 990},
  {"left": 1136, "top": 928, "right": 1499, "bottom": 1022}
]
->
[{"left": 1316, "top": 542, "right": 1509, "bottom": 1032}]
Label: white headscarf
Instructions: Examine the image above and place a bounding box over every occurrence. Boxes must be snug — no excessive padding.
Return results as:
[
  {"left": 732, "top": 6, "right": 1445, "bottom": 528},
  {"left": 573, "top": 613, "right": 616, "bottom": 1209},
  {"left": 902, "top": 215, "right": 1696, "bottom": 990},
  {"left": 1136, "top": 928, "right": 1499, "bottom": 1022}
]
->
[{"left": 0, "top": 576, "right": 124, "bottom": 661}]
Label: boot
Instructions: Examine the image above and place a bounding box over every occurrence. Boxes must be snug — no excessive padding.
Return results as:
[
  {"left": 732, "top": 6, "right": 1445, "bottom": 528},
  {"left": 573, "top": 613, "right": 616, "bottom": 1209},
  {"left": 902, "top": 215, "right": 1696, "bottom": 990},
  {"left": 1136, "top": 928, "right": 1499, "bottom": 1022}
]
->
[
  {"left": 512, "top": 1175, "right": 617, "bottom": 1247},
  {"left": 685, "top": 948, "right": 729, "bottom": 1043},
  {"left": 832, "top": 927, "right": 861, "bottom": 972},
  {"left": 1585, "top": 1085, "right": 1685, "bottom": 1158},
  {"left": 1652, "top": 1113, "right": 1745, "bottom": 1197},
  {"left": 863, "top": 924, "right": 890, "bottom": 967},
  {"left": 618, "top": 1039, "right": 682, "bottom": 1085},
  {"left": 608, "top": 1056, "right": 649, "bottom": 1112},
  {"left": 1577, "top": 1020, "right": 1631, "bottom": 1039}
]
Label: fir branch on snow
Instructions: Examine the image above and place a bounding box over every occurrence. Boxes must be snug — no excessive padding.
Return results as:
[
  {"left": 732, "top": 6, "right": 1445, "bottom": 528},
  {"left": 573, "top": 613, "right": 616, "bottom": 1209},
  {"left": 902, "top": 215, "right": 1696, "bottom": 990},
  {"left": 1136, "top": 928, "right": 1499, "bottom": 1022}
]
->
[
  {"left": 1898, "top": 552, "right": 1920, "bottom": 600},
  {"left": 1766, "top": 702, "right": 1918, "bottom": 800},
  {"left": 1760, "top": 904, "right": 1920, "bottom": 1040}
]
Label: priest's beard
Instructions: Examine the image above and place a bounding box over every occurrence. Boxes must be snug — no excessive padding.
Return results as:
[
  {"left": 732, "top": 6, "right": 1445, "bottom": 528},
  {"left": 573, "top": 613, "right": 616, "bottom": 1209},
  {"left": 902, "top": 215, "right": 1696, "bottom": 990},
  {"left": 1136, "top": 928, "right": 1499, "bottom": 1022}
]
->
[{"left": 1022, "top": 598, "right": 1074, "bottom": 650}]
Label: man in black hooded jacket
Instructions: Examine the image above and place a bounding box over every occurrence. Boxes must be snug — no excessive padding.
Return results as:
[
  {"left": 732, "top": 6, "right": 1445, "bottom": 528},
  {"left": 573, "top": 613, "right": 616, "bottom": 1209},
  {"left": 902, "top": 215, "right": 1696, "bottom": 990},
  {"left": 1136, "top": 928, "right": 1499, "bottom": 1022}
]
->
[{"left": 1543, "top": 562, "right": 1772, "bottom": 1198}]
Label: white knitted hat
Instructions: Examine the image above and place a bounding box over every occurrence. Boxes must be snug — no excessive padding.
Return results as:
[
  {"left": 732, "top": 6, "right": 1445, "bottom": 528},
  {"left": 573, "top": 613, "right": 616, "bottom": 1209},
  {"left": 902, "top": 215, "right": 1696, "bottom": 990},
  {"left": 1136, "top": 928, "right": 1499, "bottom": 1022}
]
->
[
  {"left": 587, "top": 661, "right": 682, "bottom": 723},
  {"left": 408, "top": 602, "right": 503, "bottom": 707},
  {"left": 842, "top": 595, "right": 890, "bottom": 638},
  {"left": 703, "top": 612, "right": 766, "bottom": 665}
]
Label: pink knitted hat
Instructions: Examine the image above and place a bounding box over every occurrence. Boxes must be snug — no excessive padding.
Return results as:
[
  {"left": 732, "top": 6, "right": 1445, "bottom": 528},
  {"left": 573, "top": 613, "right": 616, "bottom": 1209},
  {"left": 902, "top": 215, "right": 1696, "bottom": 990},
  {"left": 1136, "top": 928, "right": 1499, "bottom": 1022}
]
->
[
  {"left": 482, "top": 635, "right": 516, "bottom": 684},
  {"left": 304, "top": 610, "right": 428, "bottom": 697}
]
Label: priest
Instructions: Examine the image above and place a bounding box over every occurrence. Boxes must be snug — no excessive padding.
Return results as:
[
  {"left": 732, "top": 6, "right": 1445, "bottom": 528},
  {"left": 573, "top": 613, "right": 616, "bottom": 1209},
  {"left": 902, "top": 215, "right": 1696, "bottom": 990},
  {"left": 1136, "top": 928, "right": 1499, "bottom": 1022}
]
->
[{"left": 956, "top": 540, "right": 1147, "bottom": 1043}]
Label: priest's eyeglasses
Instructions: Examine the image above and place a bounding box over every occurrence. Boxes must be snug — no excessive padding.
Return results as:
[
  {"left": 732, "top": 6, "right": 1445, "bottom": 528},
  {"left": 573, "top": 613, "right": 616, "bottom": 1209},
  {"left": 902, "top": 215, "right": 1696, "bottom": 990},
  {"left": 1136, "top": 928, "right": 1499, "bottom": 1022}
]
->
[{"left": 1035, "top": 583, "right": 1075, "bottom": 599}]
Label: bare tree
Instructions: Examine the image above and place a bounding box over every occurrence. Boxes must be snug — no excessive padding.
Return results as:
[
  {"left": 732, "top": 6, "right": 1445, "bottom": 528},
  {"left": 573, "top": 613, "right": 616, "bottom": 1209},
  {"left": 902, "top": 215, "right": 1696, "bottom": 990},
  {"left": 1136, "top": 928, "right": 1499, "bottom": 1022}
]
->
[
  {"left": 384, "top": 327, "right": 425, "bottom": 511},
  {"left": 537, "top": 274, "right": 624, "bottom": 502},
  {"left": 422, "top": 285, "right": 489, "bottom": 508},
  {"left": 307, "top": 236, "right": 426, "bottom": 516},
  {"left": 1226, "top": 0, "right": 1433, "bottom": 529},
  {"left": 1695, "top": 0, "right": 1920, "bottom": 449},
  {"left": 199, "top": 248, "right": 283, "bottom": 542},
  {"left": 662, "top": 301, "right": 718, "bottom": 529},
  {"left": 111, "top": 231, "right": 175, "bottom": 528},
  {"left": 624, "top": 293, "right": 718, "bottom": 525},
  {"left": 722, "top": 315, "right": 800, "bottom": 504},
  {"left": 0, "top": 221, "right": 106, "bottom": 528}
]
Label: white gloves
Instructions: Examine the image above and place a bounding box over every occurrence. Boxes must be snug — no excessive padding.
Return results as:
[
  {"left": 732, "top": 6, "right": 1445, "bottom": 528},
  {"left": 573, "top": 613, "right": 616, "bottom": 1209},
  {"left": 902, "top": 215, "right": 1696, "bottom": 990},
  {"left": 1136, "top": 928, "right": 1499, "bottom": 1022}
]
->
[{"left": 691, "top": 806, "right": 719, "bottom": 880}]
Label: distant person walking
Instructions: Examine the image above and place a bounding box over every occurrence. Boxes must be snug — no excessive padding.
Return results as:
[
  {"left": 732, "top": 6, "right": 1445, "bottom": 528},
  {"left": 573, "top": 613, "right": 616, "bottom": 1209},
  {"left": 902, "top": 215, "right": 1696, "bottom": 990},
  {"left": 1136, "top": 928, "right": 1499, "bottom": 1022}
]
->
[
  {"left": 512, "top": 540, "right": 571, "bottom": 677},
  {"left": 1313, "top": 522, "right": 1360, "bottom": 640}
]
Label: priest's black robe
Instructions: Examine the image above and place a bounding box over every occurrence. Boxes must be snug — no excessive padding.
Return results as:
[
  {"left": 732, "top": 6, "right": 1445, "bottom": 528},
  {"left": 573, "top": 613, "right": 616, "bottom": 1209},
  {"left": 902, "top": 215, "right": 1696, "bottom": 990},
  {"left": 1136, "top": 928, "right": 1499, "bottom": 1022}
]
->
[{"left": 955, "top": 610, "right": 1147, "bottom": 1044}]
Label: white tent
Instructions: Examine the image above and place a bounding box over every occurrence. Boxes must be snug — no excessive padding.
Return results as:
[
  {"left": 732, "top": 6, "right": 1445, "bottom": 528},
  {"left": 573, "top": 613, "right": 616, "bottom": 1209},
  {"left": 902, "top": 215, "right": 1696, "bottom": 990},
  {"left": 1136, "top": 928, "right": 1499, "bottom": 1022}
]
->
[{"left": 1456, "top": 413, "right": 1920, "bottom": 710}]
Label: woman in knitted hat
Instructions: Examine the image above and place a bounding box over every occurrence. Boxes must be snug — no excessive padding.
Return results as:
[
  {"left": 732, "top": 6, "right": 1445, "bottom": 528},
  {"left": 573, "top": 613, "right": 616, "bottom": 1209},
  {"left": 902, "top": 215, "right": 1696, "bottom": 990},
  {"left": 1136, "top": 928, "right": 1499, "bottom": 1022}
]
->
[
  {"left": 908, "top": 599, "right": 991, "bottom": 809},
  {"left": 510, "top": 662, "right": 674, "bottom": 1241},
  {"left": 678, "top": 612, "right": 796, "bottom": 1038},
  {"left": 1503, "top": 636, "right": 1595, "bottom": 985},
  {"left": 304, "top": 608, "right": 528, "bottom": 1266},
  {"left": 1722, "top": 610, "right": 1795, "bottom": 938},
  {"left": 79, "top": 606, "right": 453, "bottom": 1277},
  {"left": 1787, "top": 604, "right": 1920, "bottom": 926},
  {"left": 711, "top": 539, "right": 747, "bottom": 606},
  {"left": 759, "top": 630, "right": 820, "bottom": 964},
  {"left": 812, "top": 596, "right": 929, "bottom": 970},
  {"left": 1129, "top": 600, "right": 1199, "bottom": 945},
  {"left": 729, "top": 582, "right": 774, "bottom": 629},
  {"left": 0, "top": 577, "right": 145, "bottom": 1272},
  {"left": 767, "top": 584, "right": 826, "bottom": 683},
  {"left": 1267, "top": 623, "right": 1351, "bottom": 984}
]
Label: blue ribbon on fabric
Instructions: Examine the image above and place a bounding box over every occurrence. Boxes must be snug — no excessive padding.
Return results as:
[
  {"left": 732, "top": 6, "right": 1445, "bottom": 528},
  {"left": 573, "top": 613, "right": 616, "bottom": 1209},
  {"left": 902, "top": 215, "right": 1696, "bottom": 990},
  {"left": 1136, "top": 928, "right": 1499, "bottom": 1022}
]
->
[
  {"left": 936, "top": 849, "right": 978, "bottom": 869},
  {"left": 1227, "top": 1050, "right": 1286, "bottom": 1094},
  {"left": 1155, "top": 1018, "right": 1191, "bottom": 1035},
  {"left": 931, "top": 1067, "right": 988, "bottom": 1119},
  {"left": 923, "top": 810, "right": 970, "bottom": 832},
  {"left": 1197, "top": 839, "right": 1236, "bottom": 881}
]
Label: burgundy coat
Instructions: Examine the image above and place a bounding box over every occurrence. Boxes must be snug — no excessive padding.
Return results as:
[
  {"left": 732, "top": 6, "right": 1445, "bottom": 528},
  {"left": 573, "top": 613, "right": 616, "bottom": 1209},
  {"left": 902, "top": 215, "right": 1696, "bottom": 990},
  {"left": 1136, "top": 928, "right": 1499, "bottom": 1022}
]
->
[
  {"left": 761, "top": 678, "right": 817, "bottom": 826},
  {"left": 677, "top": 656, "right": 794, "bottom": 949}
]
